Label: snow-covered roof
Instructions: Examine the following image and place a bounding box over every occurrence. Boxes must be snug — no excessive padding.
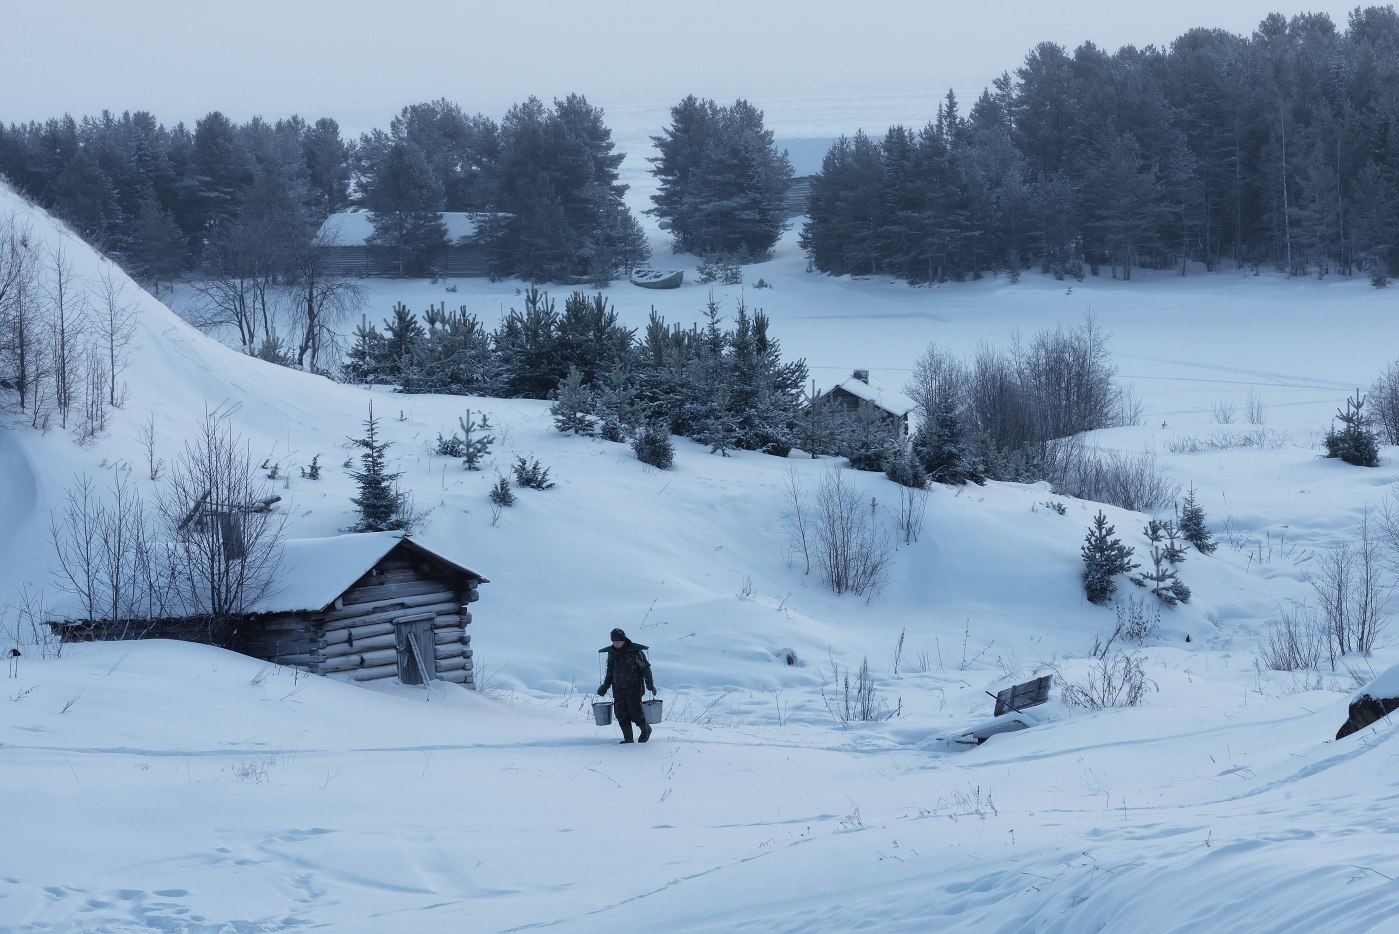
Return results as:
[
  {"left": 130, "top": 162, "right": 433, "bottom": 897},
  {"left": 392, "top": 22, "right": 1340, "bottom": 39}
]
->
[
  {"left": 824, "top": 370, "right": 915, "bottom": 417},
  {"left": 247, "top": 532, "right": 487, "bottom": 615},
  {"left": 314, "top": 211, "right": 484, "bottom": 247}
]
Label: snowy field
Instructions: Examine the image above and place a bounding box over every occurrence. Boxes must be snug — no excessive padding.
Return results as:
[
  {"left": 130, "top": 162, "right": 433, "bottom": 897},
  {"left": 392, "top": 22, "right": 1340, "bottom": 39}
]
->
[{"left": 4, "top": 145, "right": 1399, "bottom": 934}]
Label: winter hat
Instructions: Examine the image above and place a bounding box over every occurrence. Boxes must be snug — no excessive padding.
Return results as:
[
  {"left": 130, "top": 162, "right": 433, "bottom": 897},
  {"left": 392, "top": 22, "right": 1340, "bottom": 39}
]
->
[{"left": 610, "top": 628, "right": 627, "bottom": 641}]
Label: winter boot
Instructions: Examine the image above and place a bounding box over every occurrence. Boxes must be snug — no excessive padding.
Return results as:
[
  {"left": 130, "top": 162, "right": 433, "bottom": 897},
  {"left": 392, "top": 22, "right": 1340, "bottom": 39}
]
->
[
  {"left": 638, "top": 720, "right": 652, "bottom": 743},
  {"left": 618, "top": 720, "right": 635, "bottom": 743}
]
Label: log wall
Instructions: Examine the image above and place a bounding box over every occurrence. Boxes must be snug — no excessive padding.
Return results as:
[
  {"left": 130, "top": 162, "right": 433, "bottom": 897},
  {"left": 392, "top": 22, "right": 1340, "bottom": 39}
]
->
[{"left": 232, "top": 550, "right": 480, "bottom": 690}]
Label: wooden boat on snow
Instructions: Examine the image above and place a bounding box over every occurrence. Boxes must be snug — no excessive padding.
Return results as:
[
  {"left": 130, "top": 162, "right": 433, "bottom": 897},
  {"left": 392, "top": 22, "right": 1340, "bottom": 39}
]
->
[{"left": 630, "top": 267, "right": 684, "bottom": 289}]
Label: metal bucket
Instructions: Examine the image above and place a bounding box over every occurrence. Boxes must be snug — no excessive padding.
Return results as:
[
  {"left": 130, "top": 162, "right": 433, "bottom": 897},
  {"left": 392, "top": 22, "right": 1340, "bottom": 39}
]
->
[
  {"left": 642, "top": 697, "right": 663, "bottom": 723},
  {"left": 591, "top": 700, "right": 613, "bottom": 725}
]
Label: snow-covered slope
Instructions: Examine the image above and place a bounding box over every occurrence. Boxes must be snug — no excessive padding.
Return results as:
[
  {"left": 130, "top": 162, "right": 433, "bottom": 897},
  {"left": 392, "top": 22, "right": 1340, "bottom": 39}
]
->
[{"left": 3, "top": 180, "right": 1399, "bottom": 932}]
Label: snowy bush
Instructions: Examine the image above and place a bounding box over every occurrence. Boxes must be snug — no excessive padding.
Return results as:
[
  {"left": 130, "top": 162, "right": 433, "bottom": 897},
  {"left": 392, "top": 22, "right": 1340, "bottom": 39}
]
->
[
  {"left": 1059, "top": 652, "right": 1156, "bottom": 710},
  {"left": 512, "top": 456, "right": 556, "bottom": 490},
  {"left": 632, "top": 423, "right": 675, "bottom": 470},
  {"left": 812, "top": 466, "right": 891, "bottom": 600}
]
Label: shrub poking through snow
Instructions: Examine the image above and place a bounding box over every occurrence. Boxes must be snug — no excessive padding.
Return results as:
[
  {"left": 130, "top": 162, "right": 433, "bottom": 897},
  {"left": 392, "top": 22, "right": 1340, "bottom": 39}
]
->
[
  {"left": 488, "top": 475, "right": 514, "bottom": 508},
  {"left": 512, "top": 456, "right": 556, "bottom": 490}
]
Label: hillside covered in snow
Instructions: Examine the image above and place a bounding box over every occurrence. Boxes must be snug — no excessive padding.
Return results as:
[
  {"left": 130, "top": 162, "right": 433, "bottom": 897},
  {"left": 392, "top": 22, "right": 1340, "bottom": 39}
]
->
[{"left": 3, "top": 172, "right": 1399, "bottom": 932}]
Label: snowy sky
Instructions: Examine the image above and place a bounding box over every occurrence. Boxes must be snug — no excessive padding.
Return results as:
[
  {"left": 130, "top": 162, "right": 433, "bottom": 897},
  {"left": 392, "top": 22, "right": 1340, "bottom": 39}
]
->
[{"left": 1, "top": 1, "right": 1369, "bottom": 130}]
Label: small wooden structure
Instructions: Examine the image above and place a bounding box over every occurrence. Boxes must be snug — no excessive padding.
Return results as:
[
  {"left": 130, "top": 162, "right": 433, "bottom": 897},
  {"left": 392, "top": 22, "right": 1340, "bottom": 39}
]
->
[
  {"left": 314, "top": 211, "right": 494, "bottom": 279},
  {"left": 56, "top": 533, "right": 487, "bottom": 689},
  {"left": 234, "top": 533, "right": 487, "bottom": 687},
  {"left": 952, "top": 675, "right": 1054, "bottom": 746},
  {"left": 994, "top": 675, "right": 1053, "bottom": 716},
  {"left": 815, "top": 369, "right": 915, "bottom": 438}
]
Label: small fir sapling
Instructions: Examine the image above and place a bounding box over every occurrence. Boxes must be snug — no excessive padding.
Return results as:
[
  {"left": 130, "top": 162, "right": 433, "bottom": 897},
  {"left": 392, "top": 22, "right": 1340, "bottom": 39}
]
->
[
  {"left": 488, "top": 475, "right": 515, "bottom": 507},
  {"left": 1132, "top": 544, "right": 1191, "bottom": 605},
  {"left": 1081, "top": 510, "right": 1138, "bottom": 605},
  {"left": 1176, "top": 485, "right": 1216, "bottom": 554},
  {"left": 1323, "top": 390, "right": 1380, "bottom": 467},
  {"left": 512, "top": 456, "right": 556, "bottom": 490},
  {"left": 434, "top": 414, "right": 496, "bottom": 460}
]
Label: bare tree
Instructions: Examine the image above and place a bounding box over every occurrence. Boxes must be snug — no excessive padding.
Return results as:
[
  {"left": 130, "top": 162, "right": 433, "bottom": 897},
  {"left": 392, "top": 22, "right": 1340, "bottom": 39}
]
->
[
  {"left": 156, "top": 408, "right": 284, "bottom": 632},
  {"left": 48, "top": 470, "right": 177, "bottom": 634},
  {"left": 813, "top": 465, "right": 891, "bottom": 600},
  {"left": 906, "top": 341, "right": 967, "bottom": 421},
  {"left": 892, "top": 484, "right": 930, "bottom": 545},
  {"left": 46, "top": 243, "right": 87, "bottom": 429},
  {"left": 1308, "top": 510, "right": 1392, "bottom": 663},
  {"left": 94, "top": 265, "right": 135, "bottom": 407},
  {"left": 781, "top": 464, "right": 812, "bottom": 574},
  {"left": 0, "top": 211, "right": 44, "bottom": 416},
  {"left": 288, "top": 228, "right": 364, "bottom": 373}
]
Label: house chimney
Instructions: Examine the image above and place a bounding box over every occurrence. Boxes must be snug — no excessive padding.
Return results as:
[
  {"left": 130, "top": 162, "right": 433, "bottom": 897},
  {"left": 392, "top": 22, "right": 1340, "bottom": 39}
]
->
[{"left": 852, "top": 369, "right": 869, "bottom": 383}]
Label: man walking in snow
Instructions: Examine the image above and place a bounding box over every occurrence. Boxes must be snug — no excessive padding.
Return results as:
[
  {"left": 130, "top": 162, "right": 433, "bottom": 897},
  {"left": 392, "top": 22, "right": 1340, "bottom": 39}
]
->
[{"left": 597, "top": 627, "right": 656, "bottom": 743}]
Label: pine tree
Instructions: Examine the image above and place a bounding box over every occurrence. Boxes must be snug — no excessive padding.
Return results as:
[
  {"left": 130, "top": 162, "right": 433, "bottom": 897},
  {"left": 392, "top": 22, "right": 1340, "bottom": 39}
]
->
[
  {"left": 488, "top": 474, "right": 515, "bottom": 507},
  {"left": 1323, "top": 390, "right": 1380, "bottom": 467},
  {"left": 1132, "top": 545, "right": 1191, "bottom": 605},
  {"left": 912, "top": 394, "right": 984, "bottom": 485},
  {"left": 457, "top": 410, "right": 494, "bottom": 470},
  {"left": 550, "top": 364, "right": 596, "bottom": 436},
  {"left": 1176, "top": 485, "right": 1217, "bottom": 554},
  {"left": 632, "top": 422, "right": 675, "bottom": 469},
  {"left": 1081, "top": 511, "right": 1138, "bottom": 604},
  {"left": 347, "top": 403, "right": 412, "bottom": 532}
]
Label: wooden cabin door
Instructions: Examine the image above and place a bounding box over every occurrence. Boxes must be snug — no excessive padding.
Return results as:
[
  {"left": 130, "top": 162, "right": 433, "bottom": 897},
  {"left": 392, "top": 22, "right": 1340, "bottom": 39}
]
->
[{"left": 394, "top": 613, "right": 437, "bottom": 685}]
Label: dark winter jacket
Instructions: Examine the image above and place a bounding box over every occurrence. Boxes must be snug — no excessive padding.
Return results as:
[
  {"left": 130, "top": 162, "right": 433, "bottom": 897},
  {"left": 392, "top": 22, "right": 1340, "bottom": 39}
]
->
[{"left": 598, "top": 640, "right": 655, "bottom": 696}]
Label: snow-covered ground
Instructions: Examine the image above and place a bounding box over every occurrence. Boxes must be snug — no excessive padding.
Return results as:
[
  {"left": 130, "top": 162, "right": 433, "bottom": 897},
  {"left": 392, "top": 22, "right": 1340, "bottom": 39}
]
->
[{"left": 4, "top": 162, "right": 1399, "bottom": 932}]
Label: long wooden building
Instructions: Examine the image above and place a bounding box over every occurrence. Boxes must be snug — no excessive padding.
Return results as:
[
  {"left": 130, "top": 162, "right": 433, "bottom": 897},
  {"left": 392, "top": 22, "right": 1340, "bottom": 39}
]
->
[
  {"left": 57, "top": 533, "right": 488, "bottom": 689},
  {"left": 314, "top": 211, "right": 493, "bottom": 278}
]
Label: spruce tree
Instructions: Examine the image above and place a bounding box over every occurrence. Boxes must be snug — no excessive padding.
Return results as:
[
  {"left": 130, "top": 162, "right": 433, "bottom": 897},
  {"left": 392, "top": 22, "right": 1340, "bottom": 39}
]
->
[
  {"left": 1323, "top": 390, "right": 1380, "bottom": 467},
  {"left": 550, "top": 365, "right": 596, "bottom": 436},
  {"left": 347, "top": 403, "right": 411, "bottom": 532},
  {"left": 912, "top": 394, "right": 984, "bottom": 485},
  {"left": 1081, "top": 511, "right": 1138, "bottom": 604},
  {"left": 1132, "top": 545, "right": 1191, "bottom": 605},
  {"left": 1176, "top": 485, "right": 1217, "bottom": 554}
]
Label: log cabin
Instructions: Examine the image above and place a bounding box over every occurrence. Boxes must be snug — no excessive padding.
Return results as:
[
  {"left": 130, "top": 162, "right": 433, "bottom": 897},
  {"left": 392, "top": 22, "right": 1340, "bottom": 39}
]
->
[{"left": 56, "top": 533, "right": 487, "bottom": 689}]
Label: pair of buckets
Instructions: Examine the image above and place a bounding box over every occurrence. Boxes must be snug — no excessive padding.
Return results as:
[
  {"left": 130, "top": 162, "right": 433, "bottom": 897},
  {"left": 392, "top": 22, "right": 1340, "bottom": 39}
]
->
[{"left": 592, "top": 697, "right": 663, "bottom": 725}]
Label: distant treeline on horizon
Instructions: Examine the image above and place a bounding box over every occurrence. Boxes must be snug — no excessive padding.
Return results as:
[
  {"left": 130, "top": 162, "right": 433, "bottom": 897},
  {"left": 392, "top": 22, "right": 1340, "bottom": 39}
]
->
[{"left": 2, "top": 6, "right": 1398, "bottom": 285}]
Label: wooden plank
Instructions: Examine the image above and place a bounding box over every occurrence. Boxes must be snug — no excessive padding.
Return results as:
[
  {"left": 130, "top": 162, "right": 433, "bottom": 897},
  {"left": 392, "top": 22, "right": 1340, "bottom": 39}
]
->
[
  {"left": 324, "top": 596, "right": 460, "bottom": 625},
  {"left": 322, "top": 621, "right": 396, "bottom": 646},
  {"left": 351, "top": 664, "right": 399, "bottom": 682},
  {"left": 342, "top": 580, "right": 455, "bottom": 606},
  {"left": 434, "top": 655, "right": 468, "bottom": 673},
  {"left": 994, "top": 675, "right": 1053, "bottom": 716},
  {"left": 433, "top": 627, "right": 466, "bottom": 645},
  {"left": 322, "top": 632, "right": 399, "bottom": 658},
  {"left": 322, "top": 647, "right": 399, "bottom": 673}
]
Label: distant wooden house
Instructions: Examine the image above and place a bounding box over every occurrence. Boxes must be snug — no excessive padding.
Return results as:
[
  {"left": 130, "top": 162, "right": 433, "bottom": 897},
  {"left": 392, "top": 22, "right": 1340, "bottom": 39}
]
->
[
  {"left": 56, "top": 533, "right": 488, "bottom": 688},
  {"left": 815, "top": 369, "right": 916, "bottom": 438},
  {"left": 314, "top": 211, "right": 494, "bottom": 278}
]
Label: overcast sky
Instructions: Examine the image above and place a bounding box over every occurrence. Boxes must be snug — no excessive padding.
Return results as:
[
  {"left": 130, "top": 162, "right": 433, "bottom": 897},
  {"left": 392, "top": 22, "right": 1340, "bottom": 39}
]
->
[{"left": 1, "top": 1, "right": 1370, "bottom": 132}]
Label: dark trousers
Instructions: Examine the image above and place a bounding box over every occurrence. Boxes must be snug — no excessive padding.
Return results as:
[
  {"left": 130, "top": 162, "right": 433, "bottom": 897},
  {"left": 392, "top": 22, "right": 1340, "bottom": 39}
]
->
[{"left": 614, "top": 689, "right": 648, "bottom": 729}]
